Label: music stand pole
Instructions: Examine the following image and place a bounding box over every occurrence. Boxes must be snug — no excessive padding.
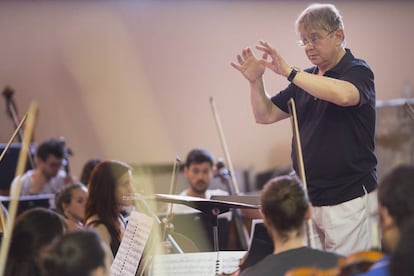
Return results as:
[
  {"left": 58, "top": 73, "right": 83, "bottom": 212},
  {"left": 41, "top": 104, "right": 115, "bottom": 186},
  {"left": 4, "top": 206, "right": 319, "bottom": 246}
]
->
[{"left": 211, "top": 206, "right": 225, "bottom": 252}]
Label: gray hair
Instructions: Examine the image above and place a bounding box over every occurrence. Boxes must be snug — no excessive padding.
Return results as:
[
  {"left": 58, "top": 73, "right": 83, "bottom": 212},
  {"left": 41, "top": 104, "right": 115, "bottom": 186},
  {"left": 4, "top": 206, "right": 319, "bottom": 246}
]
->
[{"left": 295, "top": 3, "right": 344, "bottom": 34}]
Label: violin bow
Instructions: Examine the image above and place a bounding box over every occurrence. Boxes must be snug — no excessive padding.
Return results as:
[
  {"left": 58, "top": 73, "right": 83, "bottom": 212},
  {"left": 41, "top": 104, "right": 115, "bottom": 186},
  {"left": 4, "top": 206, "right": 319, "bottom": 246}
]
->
[
  {"left": 287, "top": 98, "right": 315, "bottom": 249},
  {"left": 2, "top": 87, "right": 36, "bottom": 169},
  {"left": 0, "top": 114, "right": 27, "bottom": 163},
  {"left": 209, "top": 97, "right": 240, "bottom": 194},
  {"left": 0, "top": 114, "right": 27, "bottom": 232},
  {"left": 162, "top": 156, "right": 181, "bottom": 241},
  {"left": 209, "top": 96, "right": 250, "bottom": 250},
  {"left": 0, "top": 102, "right": 38, "bottom": 275}
]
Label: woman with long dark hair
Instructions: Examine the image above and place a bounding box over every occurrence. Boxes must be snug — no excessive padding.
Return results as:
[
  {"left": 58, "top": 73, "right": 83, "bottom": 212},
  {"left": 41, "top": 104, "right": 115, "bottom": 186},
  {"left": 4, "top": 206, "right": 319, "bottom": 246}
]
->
[{"left": 84, "top": 160, "right": 133, "bottom": 260}]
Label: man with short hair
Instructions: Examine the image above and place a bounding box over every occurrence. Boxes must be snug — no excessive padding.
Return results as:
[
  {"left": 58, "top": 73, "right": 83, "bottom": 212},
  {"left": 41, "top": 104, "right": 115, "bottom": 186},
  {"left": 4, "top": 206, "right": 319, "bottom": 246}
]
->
[
  {"left": 12, "top": 138, "right": 73, "bottom": 196},
  {"left": 172, "top": 148, "right": 228, "bottom": 214},
  {"left": 171, "top": 148, "right": 230, "bottom": 251},
  {"left": 232, "top": 3, "right": 378, "bottom": 255},
  {"left": 179, "top": 148, "right": 227, "bottom": 199}
]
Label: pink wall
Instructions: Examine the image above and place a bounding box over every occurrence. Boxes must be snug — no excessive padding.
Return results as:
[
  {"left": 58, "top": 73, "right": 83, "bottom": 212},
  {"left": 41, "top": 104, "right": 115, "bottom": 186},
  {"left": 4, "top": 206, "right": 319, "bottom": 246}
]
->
[{"left": 0, "top": 1, "right": 413, "bottom": 181}]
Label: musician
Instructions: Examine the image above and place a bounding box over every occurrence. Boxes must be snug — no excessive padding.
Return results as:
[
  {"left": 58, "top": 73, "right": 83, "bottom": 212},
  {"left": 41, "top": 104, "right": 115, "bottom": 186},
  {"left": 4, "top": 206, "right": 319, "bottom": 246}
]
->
[
  {"left": 42, "top": 230, "right": 111, "bottom": 276},
  {"left": 4, "top": 207, "right": 66, "bottom": 276},
  {"left": 11, "top": 138, "right": 75, "bottom": 196},
  {"left": 173, "top": 148, "right": 228, "bottom": 213},
  {"left": 55, "top": 183, "right": 88, "bottom": 232},
  {"left": 358, "top": 165, "right": 414, "bottom": 275},
  {"left": 84, "top": 160, "right": 133, "bottom": 260},
  {"left": 240, "top": 175, "right": 340, "bottom": 276},
  {"left": 171, "top": 148, "right": 230, "bottom": 251},
  {"left": 232, "top": 3, "right": 377, "bottom": 255},
  {"left": 79, "top": 157, "right": 102, "bottom": 187}
]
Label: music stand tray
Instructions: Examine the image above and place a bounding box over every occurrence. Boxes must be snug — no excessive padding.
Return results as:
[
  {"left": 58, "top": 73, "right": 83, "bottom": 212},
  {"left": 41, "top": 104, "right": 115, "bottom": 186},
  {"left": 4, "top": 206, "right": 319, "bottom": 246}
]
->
[{"left": 154, "top": 194, "right": 259, "bottom": 252}]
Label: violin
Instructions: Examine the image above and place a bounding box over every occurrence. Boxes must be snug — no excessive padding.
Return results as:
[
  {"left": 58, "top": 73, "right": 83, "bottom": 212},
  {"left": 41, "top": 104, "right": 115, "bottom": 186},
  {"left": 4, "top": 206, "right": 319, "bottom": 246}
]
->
[
  {"left": 285, "top": 250, "right": 385, "bottom": 276},
  {"left": 337, "top": 250, "right": 384, "bottom": 276},
  {"left": 215, "top": 159, "right": 250, "bottom": 250}
]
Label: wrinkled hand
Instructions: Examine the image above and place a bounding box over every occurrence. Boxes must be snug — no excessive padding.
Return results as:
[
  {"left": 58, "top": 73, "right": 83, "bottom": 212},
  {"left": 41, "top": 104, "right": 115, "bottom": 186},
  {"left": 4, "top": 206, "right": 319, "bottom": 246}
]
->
[
  {"left": 255, "top": 40, "right": 290, "bottom": 77},
  {"left": 231, "top": 48, "right": 266, "bottom": 83}
]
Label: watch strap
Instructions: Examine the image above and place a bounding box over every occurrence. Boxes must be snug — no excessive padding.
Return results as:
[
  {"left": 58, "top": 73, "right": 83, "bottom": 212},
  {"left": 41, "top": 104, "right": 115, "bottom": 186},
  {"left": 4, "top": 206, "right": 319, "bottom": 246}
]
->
[{"left": 287, "top": 67, "right": 300, "bottom": 82}]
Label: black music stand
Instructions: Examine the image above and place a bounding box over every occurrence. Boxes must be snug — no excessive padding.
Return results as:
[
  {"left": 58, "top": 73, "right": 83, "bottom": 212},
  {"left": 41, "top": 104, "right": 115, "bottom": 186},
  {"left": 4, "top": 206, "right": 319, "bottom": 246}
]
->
[
  {"left": 0, "top": 143, "right": 33, "bottom": 195},
  {"left": 0, "top": 194, "right": 54, "bottom": 216},
  {"left": 154, "top": 194, "right": 259, "bottom": 252}
]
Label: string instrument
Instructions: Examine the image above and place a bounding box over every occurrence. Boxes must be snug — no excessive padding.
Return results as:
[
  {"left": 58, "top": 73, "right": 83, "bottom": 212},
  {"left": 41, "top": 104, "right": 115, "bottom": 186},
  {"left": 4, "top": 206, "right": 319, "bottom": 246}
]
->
[
  {"left": 124, "top": 192, "right": 185, "bottom": 254},
  {"left": 285, "top": 250, "right": 385, "bottom": 276},
  {"left": 0, "top": 114, "right": 28, "bottom": 234},
  {"left": 2, "top": 86, "right": 35, "bottom": 169},
  {"left": 162, "top": 157, "right": 180, "bottom": 242},
  {"left": 161, "top": 157, "right": 200, "bottom": 253},
  {"left": 0, "top": 102, "right": 38, "bottom": 275},
  {"left": 287, "top": 98, "right": 315, "bottom": 248},
  {"left": 210, "top": 97, "right": 250, "bottom": 250}
]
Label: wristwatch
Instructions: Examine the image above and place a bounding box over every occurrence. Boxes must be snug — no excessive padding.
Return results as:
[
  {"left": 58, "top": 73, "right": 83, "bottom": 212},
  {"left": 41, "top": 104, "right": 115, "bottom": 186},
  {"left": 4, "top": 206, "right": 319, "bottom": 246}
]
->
[{"left": 287, "top": 67, "right": 300, "bottom": 82}]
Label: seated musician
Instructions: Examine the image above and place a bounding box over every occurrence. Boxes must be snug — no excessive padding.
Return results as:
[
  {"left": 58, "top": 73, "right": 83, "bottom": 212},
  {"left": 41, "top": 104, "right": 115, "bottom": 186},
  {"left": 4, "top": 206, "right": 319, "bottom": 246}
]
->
[
  {"left": 239, "top": 175, "right": 341, "bottom": 276},
  {"left": 55, "top": 183, "right": 88, "bottom": 232},
  {"left": 170, "top": 148, "right": 230, "bottom": 251},
  {"left": 11, "top": 138, "right": 75, "bottom": 196},
  {"left": 358, "top": 165, "right": 414, "bottom": 276},
  {"left": 4, "top": 207, "right": 66, "bottom": 276},
  {"left": 174, "top": 148, "right": 228, "bottom": 208},
  {"left": 42, "top": 230, "right": 111, "bottom": 276},
  {"left": 84, "top": 160, "right": 133, "bottom": 261}
]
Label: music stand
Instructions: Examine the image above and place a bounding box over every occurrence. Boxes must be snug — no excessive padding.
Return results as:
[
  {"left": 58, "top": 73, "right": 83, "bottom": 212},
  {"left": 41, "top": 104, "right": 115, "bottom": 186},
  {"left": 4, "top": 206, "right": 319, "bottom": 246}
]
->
[
  {"left": 0, "top": 143, "right": 33, "bottom": 195},
  {"left": 154, "top": 194, "right": 259, "bottom": 252}
]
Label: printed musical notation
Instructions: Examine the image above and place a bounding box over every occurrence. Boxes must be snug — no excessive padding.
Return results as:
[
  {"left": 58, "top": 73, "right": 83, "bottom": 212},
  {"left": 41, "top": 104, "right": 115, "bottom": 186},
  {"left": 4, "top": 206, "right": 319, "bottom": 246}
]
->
[
  {"left": 111, "top": 211, "right": 154, "bottom": 276},
  {"left": 149, "top": 251, "right": 246, "bottom": 276}
]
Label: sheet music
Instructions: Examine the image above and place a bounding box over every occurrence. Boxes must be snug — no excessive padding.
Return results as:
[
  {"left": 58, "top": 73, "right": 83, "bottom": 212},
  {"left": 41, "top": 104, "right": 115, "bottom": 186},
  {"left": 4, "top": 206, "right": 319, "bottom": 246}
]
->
[
  {"left": 111, "top": 211, "right": 154, "bottom": 276},
  {"left": 149, "top": 251, "right": 246, "bottom": 276}
]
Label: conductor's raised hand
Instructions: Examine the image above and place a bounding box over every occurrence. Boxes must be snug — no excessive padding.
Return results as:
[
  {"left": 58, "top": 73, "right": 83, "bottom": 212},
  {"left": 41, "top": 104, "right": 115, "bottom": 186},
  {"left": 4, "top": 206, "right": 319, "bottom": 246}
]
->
[
  {"left": 231, "top": 47, "right": 266, "bottom": 83},
  {"left": 256, "top": 40, "right": 291, "bottom": 78}
]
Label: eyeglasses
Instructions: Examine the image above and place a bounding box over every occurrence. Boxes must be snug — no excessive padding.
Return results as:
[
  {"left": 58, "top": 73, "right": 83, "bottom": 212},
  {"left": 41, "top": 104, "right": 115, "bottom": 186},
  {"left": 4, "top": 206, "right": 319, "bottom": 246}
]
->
[{"left": 296, "top": 29, "right": 337, "bottom": 47}]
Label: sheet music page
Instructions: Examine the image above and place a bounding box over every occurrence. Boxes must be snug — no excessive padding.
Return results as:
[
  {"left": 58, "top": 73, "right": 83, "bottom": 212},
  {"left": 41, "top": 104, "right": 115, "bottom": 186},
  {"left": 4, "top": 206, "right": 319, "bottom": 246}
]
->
[
  {"left": 111, "top": 211, "right": 154, "bottom": 276},
  {"left": 149, "top": 251, "right": 246, "bottom": 276}
]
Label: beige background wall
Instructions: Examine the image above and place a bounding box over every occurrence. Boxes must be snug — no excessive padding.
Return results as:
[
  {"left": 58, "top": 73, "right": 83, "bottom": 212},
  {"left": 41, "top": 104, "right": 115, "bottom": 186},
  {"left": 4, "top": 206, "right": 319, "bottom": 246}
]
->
[{"left": 0, "top": 0, "right": 413, "bottom": 184}]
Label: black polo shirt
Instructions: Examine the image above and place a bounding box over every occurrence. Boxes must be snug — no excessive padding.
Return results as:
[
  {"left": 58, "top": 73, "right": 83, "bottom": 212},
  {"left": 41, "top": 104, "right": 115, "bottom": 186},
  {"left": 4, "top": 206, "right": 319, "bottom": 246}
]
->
[{"left": 271, "top": 49, "right": 377, "bottom": 206}]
